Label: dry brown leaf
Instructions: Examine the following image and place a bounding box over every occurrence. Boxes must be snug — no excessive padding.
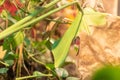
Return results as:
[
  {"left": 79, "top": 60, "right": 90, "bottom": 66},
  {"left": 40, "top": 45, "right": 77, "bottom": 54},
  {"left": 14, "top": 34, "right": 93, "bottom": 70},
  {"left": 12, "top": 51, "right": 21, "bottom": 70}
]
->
[{"left": 0, "top": 46, "right": 6, "bottom": 59}]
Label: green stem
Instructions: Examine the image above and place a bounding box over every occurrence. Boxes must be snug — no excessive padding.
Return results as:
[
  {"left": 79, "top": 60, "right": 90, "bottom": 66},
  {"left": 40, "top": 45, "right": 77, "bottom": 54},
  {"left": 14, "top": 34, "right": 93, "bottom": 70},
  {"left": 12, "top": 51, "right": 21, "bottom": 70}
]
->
[
  {"left": 27, "top": 52, "right": 46, "bottom": 67},
  {"left": 16, "top": 75, "right": 38, "bottom": 80},
  {"left": 0, "top": 0, "right": 61, "bottom": 40},
  {"left": 27, "top": 52, "right": 52, "bottom": 71},
  {"left": 0, "top": 61, "right": 9, "bottom": 67},
  {"left": 45, "top": 18, "right": 71, "bottom": 24},
  {"left": 20, "top": 1, "right": 78, "bottom": 28},
  {"left": 8, "top": 16, "right": 17, "bottom": 23},
  {"left": 0, "top": 1, "right": 78, "bottom": 40},
  {"left": 16, "top": 74, "right": 52, "bottom": 80}
]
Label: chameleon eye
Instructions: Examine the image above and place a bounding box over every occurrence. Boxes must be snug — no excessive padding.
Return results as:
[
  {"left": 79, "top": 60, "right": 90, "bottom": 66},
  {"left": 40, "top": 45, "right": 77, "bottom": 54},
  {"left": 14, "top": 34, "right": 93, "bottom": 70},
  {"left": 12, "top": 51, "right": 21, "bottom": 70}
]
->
[
  {"left": 71, "top": 36, "right": 80, "bottom": 56},
  {"left": 75, "top": 36, "right": 80, "bottom": 45},
  {"left": 72, "top": 36, "right": 80, "bottom": 46}
]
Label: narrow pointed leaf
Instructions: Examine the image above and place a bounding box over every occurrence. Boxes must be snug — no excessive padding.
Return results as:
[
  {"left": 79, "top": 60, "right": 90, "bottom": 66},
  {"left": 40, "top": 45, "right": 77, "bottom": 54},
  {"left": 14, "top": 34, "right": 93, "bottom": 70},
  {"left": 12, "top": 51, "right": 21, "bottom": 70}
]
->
[
  {"left": 78, "top": 7, "right": 107, "bottom": 35},
  {"left": 52, "top": 12, "right": 82, "bottom": 67},
  {"left": 83, "top": 7, "right": 106, "bottom": 26}
]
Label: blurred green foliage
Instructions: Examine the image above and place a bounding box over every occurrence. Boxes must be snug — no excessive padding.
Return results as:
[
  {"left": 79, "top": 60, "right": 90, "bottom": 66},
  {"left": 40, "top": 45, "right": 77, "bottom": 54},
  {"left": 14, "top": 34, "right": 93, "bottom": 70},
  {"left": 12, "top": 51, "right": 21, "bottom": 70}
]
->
[{"left": 92, "top": 66, "right": 120, "bottom": 80}]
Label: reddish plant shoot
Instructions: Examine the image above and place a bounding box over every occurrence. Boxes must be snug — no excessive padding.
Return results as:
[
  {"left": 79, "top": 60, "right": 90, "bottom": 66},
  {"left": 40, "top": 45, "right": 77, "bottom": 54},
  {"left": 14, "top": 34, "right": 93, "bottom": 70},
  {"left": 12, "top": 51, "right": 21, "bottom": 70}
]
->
[{"left": 0, "top": 0, "right": 23, "bottom": 16}]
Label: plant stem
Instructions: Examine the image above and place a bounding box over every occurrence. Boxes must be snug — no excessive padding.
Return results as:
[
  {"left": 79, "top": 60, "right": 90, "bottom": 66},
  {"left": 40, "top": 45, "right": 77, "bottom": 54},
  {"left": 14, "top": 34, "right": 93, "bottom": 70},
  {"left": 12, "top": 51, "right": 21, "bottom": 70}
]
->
[
  {"left": 0, "top": 61, "right": 9, "bottom": 67},
  {"left": 16, "top": 75, "right": 38, "bottom": 80},
  {"left": 27, "top": 52, "right": 51, "bottom": 70},
  {"left": 16, "top": 74, "right": 52, "bottom": 80},
  {"left": 45, "top": 18, "right": 71, "bottom": 24},
  {"left": 0, "top": 1, "right": 78, "bottom": 40},
  {"left": 0, "top": 0, "right": 61, "bottom": 40}
]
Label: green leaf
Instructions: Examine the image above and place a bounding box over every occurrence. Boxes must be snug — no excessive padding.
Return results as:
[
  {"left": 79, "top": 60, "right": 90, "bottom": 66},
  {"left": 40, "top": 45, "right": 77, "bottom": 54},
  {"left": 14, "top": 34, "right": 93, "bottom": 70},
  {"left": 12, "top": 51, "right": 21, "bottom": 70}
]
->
[
  {"left": 3, "top": 51, "right": 17, "bottom": 66},
  {"left": 24, "top": 37, "right": 30, "bottom": 46},
  {"left": 31, "top": 40, "right": 48, "bottom": 53},
  {"left": 3, "top": 36, "right": 15, "bottom": 50},
  {"left": 13, "top": 31, "right": 24, "bottom": 46},
  {"left": 45, "top": 63, "right": 55, "bottom": 70},
  {"left": 0, "top": 10, "right": 8, "bottom": 19},
  {"left": 3, "top": 52, "right": 18, "bottom": 60},
  {"left": 52, "top": 7, "right": 107, "bottom": 68},
  {"left": 3, "top": 31, "right": 24, "bottom": 50},
  {"left": 4, "top": 60, "right": 14, "bottom": 66},
  {"left": 27, "top": 0, "right": 38, "bottom": 12},
  {"left": 83, "top": 8, "right": 106, "bottom": 26},
  {"left": 52, "top": 12, "right": 82, "bottom": 68},
  {"left": 92, "top": 66, "right": 120, "bottom": 80},
  {"left": 0, "top": 68, "right": 8, "bottom": 74},
  {"left": 55, "top": 68, "right": 69, "bottom": 78},
  {"left": 78, "top": 7, "right": 107, "bottom": 34},
  {"left": 45, "top": 40, "right": 52, "bottom": 50}
]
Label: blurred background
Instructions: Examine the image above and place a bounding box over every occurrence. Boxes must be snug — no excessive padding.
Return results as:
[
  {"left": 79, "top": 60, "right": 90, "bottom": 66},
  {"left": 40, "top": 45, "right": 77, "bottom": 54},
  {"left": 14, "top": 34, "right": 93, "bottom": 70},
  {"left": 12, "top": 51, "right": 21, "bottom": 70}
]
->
[{"left": 118, "top": 0, "right": 120, "bottom": 15}]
